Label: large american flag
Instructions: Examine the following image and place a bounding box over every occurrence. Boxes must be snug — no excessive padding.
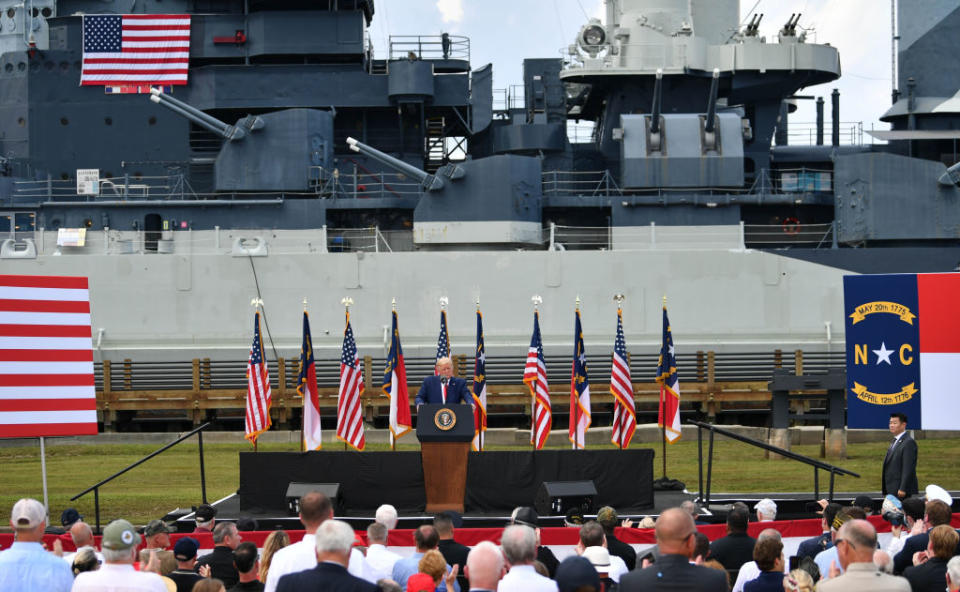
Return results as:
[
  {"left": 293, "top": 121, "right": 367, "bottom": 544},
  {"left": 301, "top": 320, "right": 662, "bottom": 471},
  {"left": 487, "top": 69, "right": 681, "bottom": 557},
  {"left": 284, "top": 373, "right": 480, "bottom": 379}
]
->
[
  {"left": 656, "top": 305, "right": 682, "bottom": 443},
  {"left": 434, "top": 310, "right": 449, "bottom": 374},
  {"left": 81, "top": 14, "right": 190, "bottom": 86},
  {"left": 610, "top": 308, "right": 636, "bottom": 448},
  {"left": 568, "top": 308, "right": 591, "bottom": 449},
  {"left": 0, "top": 275, "right": 97, "bottom": 438},
  {"left": 471, "top": 309, "right": 487, "bottom": 451},
  {"left": 297, "top": 312, "right": 322, "bottom": 451},
  {"left": 336, "top": 312, "right": 365, "bottom": 451},
  {"left": 245, "top": 311, "right": 272, "bottom": 444},
  {"left": 523, "top": 311, "right": 551, "bottom": 449}
]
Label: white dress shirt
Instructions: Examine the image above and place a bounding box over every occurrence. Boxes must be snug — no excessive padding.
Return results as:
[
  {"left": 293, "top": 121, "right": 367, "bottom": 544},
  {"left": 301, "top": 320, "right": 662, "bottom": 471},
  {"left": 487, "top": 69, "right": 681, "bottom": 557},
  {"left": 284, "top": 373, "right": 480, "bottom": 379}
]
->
[
  {"left": 71, "top": 563, "right": 168, "bottom": 592},
  {"left": 264, "top": 533, "right": 368, "bottom": 592},
  {"left": 608, "top": 554, "right": 628, "bottom": 583},
  {"left": 363, "top": 543, "right": 401, "bottom": 582},
  {"left": 497, "top": 564, "right": 558, "bottom": 592}
]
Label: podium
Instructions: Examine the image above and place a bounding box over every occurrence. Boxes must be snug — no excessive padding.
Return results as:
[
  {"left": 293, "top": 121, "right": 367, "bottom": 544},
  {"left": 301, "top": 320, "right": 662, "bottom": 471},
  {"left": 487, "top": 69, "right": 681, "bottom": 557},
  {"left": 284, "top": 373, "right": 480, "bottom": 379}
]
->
[{"left": 416, "top": 404, "right": 474, "bottom": 513}]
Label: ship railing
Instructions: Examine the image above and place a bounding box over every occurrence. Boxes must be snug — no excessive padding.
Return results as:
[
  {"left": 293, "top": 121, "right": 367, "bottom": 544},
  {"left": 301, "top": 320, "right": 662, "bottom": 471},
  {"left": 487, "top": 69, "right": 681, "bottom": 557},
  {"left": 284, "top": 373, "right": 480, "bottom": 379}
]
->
[
  {"left": 310, "top": 166, "right": 424, "bottom": 200},
  {"left": 785, "top": 121, "right": 864, "bottom": 146},
  {"left": 12, "top": 174, "right": 197, "bottom": 201},
  {"left": 564, "top": 41, "right": 687, "bottom": 71},
  {"left": 492, "top": 85, "right": 526, "bottom": 113},
  {"left": 542, "top": 170, "right": 622, "bottom": 197},
  {"left": 389, "top": 34, "right": 470, "bottom": 62},
  {"left": 743, "top": 222, "right": 836, "bottom": 248},
  {"left": 0, "top": 211, "right": 36, "bottom": 240},
  {"left": 92, "top": 349, "right": 844, "bottom": 430}
]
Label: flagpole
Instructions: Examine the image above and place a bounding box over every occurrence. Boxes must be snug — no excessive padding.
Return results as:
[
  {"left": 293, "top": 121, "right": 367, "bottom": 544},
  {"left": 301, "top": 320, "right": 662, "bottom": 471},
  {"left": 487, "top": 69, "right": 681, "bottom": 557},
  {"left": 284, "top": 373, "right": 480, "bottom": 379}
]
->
[
  {"left": 341, "top": 297, "right": 354, "bottom": 452},
  {"left": 476, "top": 296, "right": 483, "bottom": 453},
  {"left": 573, "top": 296, "right": 581, "bottom": 451},
  {"left": 531, "top": 295, "right": 542, "bottom": 450},
  {"left": 391, "top": 297, "right": 397, "bottom": 452},
  {"left": 300, "top": 298, "right": 308, "bottom": 452},
  {"left": 660, "top": 295, "right": 667, "bottom": 480},
  {"left": 251, "top": 297, "right": 264, "bottom": 453}
]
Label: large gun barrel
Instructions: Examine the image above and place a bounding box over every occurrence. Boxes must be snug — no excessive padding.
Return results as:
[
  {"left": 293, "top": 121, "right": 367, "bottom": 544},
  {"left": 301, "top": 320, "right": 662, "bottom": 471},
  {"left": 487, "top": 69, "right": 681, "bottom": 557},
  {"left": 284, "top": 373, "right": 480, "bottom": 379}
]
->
[
  {"left": 704, "top": 68, "right": 720, "bottom": 134},
  {"left": 346, "top": 137, "right": 444, "bottom": 191},
  {"left": 650, "top": 68, "right": 663, "bottom": 134},
  {"left": 149, "top": 89, "right": 248, "bottom": 141}
]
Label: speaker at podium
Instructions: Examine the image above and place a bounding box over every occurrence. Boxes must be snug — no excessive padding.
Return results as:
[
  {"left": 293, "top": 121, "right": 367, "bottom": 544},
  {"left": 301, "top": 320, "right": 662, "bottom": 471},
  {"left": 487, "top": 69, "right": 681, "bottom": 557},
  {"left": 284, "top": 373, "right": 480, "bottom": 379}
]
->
[{"left": 416, "top": 404, "right": 474, "bottom": 512}]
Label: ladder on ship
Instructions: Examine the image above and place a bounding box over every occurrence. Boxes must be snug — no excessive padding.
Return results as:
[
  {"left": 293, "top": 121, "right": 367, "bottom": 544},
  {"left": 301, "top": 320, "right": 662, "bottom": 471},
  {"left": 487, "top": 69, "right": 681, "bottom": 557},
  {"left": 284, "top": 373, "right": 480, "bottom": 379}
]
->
[{"left": 425, "top": 116, "right": 447, "bottom": 173}]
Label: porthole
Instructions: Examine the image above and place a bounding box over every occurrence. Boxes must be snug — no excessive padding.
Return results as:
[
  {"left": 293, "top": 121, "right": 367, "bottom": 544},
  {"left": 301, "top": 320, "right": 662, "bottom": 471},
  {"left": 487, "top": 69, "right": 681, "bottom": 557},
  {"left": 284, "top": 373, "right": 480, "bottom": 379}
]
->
[
  {"left": 104, "top": 117, "right": 112, "bottom": 126},
  {"left": 60, "top": 117, "right": 68, "bottom": 125},
  {"left": 41, "top": 7, "right": 51, "bottom": 17},
  {"left": 148, "top": 116, "right": 157, "bottom": 125}
]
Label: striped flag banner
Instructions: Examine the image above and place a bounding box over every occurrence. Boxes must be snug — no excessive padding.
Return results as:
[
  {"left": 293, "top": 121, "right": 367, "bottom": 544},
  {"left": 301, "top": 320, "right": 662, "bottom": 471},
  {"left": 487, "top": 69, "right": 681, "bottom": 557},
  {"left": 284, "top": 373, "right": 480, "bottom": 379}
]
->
[
  {"left": 435, "top": 309, "right": 450, "bottom": 374},
  {"left": 656, "top": 305, "right": 681, "bottom": 443},
  {"left": 297, "top": 311, "right": 322, "bottom": 451},
  {"left": 610, "top": 308, "right": 636, "bottom": 448},
  {"left": 245, "top": 311, "right": 272, "bottom": 444},
  {"left": 383, "top": 310, "right": 412, "bottom": 440},
  {"left": 471, "top": 309, "right": 487, "bottom": 451},
  {"left": 81, "top": 14, "right": 191, "bottom": 86},
  {"left": 569, "top": 307, "right": 591, "bottom": 449},
  {"left": 523, "top": 310, "right": 551, "bottom": 449},
  {"left": 336, "top": 312, "right": 365, "bottom": 451},
  {"left": 0, "top": 275, "right": 98, "bottom": 438}
]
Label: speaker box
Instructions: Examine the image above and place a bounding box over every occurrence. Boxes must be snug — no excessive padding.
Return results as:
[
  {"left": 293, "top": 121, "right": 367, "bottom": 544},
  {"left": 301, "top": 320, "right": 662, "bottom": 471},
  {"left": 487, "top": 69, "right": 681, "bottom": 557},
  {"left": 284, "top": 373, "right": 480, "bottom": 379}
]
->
[
  {"left": 285, "top": 482, "right": 343, "bottom": 516},
  {"left": 534, "top": 480, "right": 597, "bottom": 516}
]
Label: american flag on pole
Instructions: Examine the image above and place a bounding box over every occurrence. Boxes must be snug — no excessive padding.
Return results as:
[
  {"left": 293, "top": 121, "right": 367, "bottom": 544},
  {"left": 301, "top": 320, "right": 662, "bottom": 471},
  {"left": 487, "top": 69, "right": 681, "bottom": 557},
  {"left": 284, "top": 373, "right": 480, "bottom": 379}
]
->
[
  {"left": 81, "top": 14, "right": 191, "bottom": 86},
  {"left": 656, "top": 304, "right": 681, "bottom": 443},
  {"left": 382, "top": 310, "right": 411, "bottom": 439},
  {"left": 610, "top": 308, "right": 636, "bottom": 448},
  {"left": 0, "top": 275, "right": 97, "bottom": 438},
  {"left": 471, "top": 309, "right": 487, "bottom": 451},
  {"left": 336, "top": 312, "right": 365, "bottom": 451},
  {"left": 569, "top": 307, "right": 591, "bottom": 449},
  {"left": 523, "top": 310, "right": 551, "bottom": 449},
  {"left": 434, "top": 309, "right": 450, "bottom": 374},
  {"left": 245, "top": 311, "right": 272, "bottom": 444},
  {"left": 297, "top": 311, "right": 322, "bottom": 451}
]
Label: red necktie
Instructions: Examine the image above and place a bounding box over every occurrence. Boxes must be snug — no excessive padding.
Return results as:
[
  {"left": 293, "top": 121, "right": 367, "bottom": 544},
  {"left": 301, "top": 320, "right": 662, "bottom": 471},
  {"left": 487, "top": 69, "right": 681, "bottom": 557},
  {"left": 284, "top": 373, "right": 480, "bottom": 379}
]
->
[{"left": 442, "top": 381, "right": 447, "bottom": 404}]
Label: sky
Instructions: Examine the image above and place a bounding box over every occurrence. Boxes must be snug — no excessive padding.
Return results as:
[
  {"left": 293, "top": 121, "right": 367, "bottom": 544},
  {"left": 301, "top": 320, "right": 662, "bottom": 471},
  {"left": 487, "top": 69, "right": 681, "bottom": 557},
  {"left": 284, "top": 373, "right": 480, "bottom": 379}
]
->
[{"left": 368, "top": 0, "right": 895, "bottom": 137}]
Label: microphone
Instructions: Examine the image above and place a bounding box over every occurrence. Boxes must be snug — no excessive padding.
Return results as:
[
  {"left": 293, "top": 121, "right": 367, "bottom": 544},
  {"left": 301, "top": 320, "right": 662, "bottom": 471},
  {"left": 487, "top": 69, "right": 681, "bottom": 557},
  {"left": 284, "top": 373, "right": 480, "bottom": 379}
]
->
[{"left": 441, "top": 376, "right": 449, "bottom": 386}]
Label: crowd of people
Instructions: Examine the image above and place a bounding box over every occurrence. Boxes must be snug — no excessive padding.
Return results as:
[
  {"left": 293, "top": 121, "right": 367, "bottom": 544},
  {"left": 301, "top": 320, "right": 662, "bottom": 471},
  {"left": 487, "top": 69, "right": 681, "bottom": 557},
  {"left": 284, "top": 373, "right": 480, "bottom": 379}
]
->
[{"left": 1, "top": 489, "right": 958, "bottom": 592}]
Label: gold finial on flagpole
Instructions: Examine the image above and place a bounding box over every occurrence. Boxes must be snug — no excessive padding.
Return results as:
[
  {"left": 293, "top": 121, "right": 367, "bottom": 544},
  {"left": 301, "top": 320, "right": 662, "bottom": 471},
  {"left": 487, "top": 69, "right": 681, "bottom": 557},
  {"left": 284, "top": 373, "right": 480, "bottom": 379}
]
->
[
  {"left": 439, "top": 296, "right": 448, "bottom": 310},
  {"left": 341, "top": 297, "right": 353, "bottom": 312},
  {"left": 391, "top": 297, "right": 397, "bottom": 312},
  {"left": 662, "top": 294, "right": 667, "bottom": 308},
  {"left": 303, "top": 297, "right": 308, "bottom": 312},
  {"left": 475, "top": 295, "right": 480, "bottom": 310},
  {"left": 575, "top": 295, "right": 581, "bottom": 310},
  {"left": 614, "top": 293, "right": 625, "bottom": 311},
  {"left": 250, "top": 297, "right": 263, "bottom": 309},
  {"left": 531, "top": 294, "right": 542, "bottom": 310}
]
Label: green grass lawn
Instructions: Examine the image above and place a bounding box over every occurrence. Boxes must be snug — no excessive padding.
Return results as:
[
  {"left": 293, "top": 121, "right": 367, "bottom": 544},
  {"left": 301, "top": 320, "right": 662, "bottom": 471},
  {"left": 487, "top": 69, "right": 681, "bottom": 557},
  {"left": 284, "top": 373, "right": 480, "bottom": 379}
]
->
[{"left": 1, "top": 438, "right": 958, "bottom": 526}]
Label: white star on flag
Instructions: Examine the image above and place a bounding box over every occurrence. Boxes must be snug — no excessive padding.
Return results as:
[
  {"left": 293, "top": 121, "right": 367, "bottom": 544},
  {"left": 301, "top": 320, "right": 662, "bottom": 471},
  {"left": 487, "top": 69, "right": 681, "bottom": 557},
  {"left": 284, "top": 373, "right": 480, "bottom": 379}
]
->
[{"left": 873, "top": 342, "right": 894, "bottom": 365}]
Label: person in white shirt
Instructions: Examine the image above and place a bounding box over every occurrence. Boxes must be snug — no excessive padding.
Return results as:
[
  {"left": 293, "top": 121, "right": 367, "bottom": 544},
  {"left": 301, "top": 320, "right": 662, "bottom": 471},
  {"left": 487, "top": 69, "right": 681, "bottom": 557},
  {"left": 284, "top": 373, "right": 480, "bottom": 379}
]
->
[
  {"left": 71, "top": 519, "right": 167, "bottom": 592},
  {"left": 732, "top": 528, "right": 783, "bottom": 592},
  {"left": 363, "top": 521, "right": 401, "bottom": 582},
  {"left": 263, "top": 491, "right": 367, "bottom": 592},
  {"left": 498, "top": 525, "right": 557, "bottom": 592}
]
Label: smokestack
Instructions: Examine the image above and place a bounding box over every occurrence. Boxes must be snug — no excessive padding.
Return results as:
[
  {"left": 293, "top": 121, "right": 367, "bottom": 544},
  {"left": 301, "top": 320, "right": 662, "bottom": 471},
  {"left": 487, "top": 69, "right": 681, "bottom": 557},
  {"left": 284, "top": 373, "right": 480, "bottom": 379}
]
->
[
  {"left": 816, "top": 97, "right": 824, "bottom": 146},
  {"left": 831, "top": 88, "right": 840, "bottom": 147}
]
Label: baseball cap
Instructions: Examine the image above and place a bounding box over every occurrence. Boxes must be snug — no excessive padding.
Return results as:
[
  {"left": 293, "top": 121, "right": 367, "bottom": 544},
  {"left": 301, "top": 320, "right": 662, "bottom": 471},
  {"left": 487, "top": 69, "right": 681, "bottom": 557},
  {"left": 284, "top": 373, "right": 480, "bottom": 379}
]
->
[
  {"left": 853, "top": 496, "right": 874, "bottom": 511},
  {"left": 564, "top": 508, "right": 585, "bottom": 527},
  {"left": 511, "top": 506, "right": 538, "bottom": 528},
  {"left": 143, "top": 519, "right": 175, "bottom": 537},
  {"left": 596, "top": 506, "right": 618, "bottom": 528},
  {"left": 925, "top": 484, "right": 953, "bottom": 506},
  {"left": 60, "top": 507, "right": 83, "bottom": 528},
  {"left": 555, "top": 556, "right": 600, "bottom": 592},
  {"left": 406, "top": 573, "right": 436, "bottom": 592},
  {"left": 194, "top": 504, "right": 217, "bottom": 524},
  {"left": 173, "top": 537, "right": 199, "bottom": 561},
  {"left": 11, "top": 498, "right": 46, "bottom": 529},
  {"left": 101, "top": 519, "right": 142, "bottom": 550},
  {"left": 581, "top": 546, "right": 611, "bottom": 571}
]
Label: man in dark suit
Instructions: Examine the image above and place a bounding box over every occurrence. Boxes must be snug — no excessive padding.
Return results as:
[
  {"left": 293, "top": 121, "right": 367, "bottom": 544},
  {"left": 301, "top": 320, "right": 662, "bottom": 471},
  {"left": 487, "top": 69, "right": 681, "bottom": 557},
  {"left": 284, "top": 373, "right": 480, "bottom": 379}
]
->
[
  {"left": 709, "top": 506, "right": 756, "bottom": 583},
  {"left": 903, "top": 525, "right": 959, "bottom": 592},
  {"left": 893, "top": 500, "right": 960, "bottom": 575},
  {"left": 415, "top": 357, "right": 473, "bottom": 407},
  {"left": 619, "top": 507, "right": 728, "bottom": 592},
  {"left": 276, "top": 519, "right": 377, "bottom": 592},
  {"left": 883, "top": 412, "right": 918, "bottom": 499}
]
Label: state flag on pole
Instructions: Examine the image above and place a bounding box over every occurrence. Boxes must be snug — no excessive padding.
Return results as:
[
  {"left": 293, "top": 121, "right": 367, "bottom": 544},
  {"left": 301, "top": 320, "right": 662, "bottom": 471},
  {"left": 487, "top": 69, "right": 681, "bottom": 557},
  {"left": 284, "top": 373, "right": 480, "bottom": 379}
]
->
[
  {"left": 245, "top": 311, "right": 272, "bottom": 444},
  {"left": 434, "top": 310, "right": 450, "bottom": 374},
  {"left": 524, "top": 310, "right": 551, "bottom": 449},
  {"left": 383, "top": 310, "right": 411, "bottom": 439},
  {"left": 336, "top": 311, "right": 365, "bottom": 450},
  {"left": 610, "top": 308, "right": 636, "bottom": 448},
  {"left": 656, "top": 305, "right": 681, "bottom": 443},
  {"left": 569, "top": 308, "right": 591, "bottom": 449},
  {"left": 297, "top": 311, "right": 322, "bottom": 451},
  {"left": 472, "top": 309, "right": 487, "bottom": 451},
  {"left": 0, "top": 275, "right": 98, "bottom": 438}
]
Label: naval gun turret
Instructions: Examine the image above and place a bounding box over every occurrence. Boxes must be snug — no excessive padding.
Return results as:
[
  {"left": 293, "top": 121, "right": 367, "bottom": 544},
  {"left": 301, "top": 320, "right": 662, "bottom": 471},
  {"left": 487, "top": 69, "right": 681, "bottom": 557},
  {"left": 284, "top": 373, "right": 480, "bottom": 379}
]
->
[
  {"left": 346, "top": 137, "right": 464, "bottom": 192},
  {"left": 149, "top": 91, "right": 333, "bottom": 192}
]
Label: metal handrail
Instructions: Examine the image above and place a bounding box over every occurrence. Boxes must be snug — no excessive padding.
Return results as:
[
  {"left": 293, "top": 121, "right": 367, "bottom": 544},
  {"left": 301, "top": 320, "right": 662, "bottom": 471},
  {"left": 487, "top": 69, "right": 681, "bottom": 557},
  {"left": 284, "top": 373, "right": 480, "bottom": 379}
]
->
[
  {"left": 71, "top": 422, "right": 211, "bottom": 533},
  {"left": 688, "top": 419, "right": 859, "bottom": 507}
]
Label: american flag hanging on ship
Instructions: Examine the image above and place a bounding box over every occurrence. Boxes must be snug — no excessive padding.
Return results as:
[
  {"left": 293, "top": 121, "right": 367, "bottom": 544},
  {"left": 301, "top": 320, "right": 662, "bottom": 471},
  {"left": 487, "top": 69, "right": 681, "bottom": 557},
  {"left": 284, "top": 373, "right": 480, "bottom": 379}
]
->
[
  {"left": 0, "top": 275, "right": 98, "bottom": 438},
  {"left": 297, "top": 311, "right": 322, "bottom": 451},
  {"left": 523, "top": 310, "right": 551, "bottom": 449},
  {"left": 656, "top": 304, "right": 682, "bottom": 443},
  {"left": 471, "top": 308, "right": 487, "bottom": 451},
  {"left": 610, "top": 307, "right": 636, "bottom": 448},
  {"left": 245, "top": 310, "right": 272, "bottom": 444},
  {"left": 434, "top": 309, "right": 450, "bottom": 374},
  {"left": 81, "top": 14, "right": 191, "bottom": 86},
  {"left": 336, "top": 311, "right": 365, "bottom": 451},
  {"left": 568, "top": 307, "right": 591, "bottom": 449}
]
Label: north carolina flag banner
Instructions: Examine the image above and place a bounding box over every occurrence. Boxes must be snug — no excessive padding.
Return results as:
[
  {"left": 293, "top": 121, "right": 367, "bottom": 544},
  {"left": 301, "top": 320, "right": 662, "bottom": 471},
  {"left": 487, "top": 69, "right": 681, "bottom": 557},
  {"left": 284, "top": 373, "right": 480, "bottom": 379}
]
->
[
  {"left": 472, "top": 309, "right": 488, "bottom": 451},
  {"left": 336, "top": 312, "right": 365, "bottom": 451},
  {"left": 81, "top": 14, "right": 191, "bottom": 86},
  {"left": 844, "top": 273, "right": 960, "bottom": 429},
  {"left": 656, "top": 305, "right": 681, "bottom": 443},
  {"left": 569, "top": 308, "right": 591, "bottom": 449},
  {"left": 524, "top": 310, "right": 551, "bottom": 449},
  {"left": 435, "top": 310, "right": 450, "bottom": 374},
  {"left": 0, "top": 275, "right": 98, "bottom": 438},
  {"left": 383, "top": 310, "right": 412, "bottom": 439},
  {"left": 297, "top": 311, "right": 322, "bottom": 451},
  {"left": 245, "top": 311, "right": 272, "bottom": 444},
  {"left": 610, "top": 307, "right": 636, "bottom": 448}
]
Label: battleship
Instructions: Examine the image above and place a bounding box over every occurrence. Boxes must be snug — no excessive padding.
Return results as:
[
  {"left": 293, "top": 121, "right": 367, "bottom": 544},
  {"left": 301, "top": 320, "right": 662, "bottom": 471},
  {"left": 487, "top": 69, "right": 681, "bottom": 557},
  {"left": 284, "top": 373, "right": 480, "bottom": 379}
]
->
[{"left": 1, "top": 0, "right": 959, "bottom": 429}]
